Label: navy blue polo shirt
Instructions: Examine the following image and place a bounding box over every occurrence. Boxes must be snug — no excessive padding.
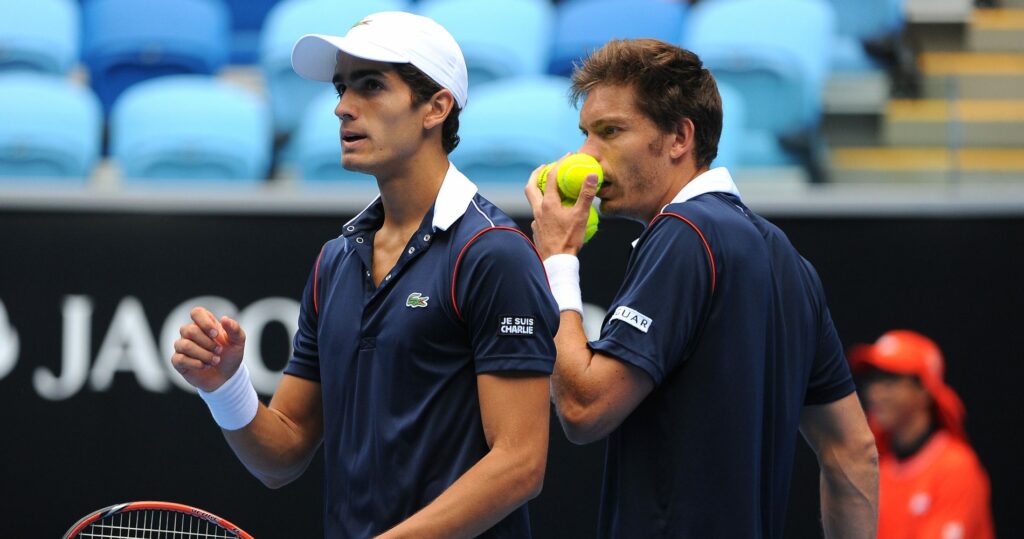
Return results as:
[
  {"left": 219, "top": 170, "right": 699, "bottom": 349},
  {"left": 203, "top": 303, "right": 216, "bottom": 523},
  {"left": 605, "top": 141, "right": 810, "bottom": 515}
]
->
[
  {"left": 588, "top": 168, "right": 855, "bottom": 538},
  {"left": 284, "top": 165, "right": 558, "bottom": 538}
]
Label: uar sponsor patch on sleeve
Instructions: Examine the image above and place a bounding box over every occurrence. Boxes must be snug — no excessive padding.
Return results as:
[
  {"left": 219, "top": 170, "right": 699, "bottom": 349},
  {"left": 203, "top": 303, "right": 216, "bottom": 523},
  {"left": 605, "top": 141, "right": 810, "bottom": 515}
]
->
[
  {"left": 610, "top": 306, "right": 652, "bottom": 333},
  {"left": 497, "top": 314, "right": 536, "bottom": 337}
]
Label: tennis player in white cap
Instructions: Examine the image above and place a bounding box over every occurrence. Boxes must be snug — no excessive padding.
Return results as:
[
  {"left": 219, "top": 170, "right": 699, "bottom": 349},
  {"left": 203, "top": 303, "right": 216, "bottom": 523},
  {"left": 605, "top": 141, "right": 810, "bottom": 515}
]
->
[{"left": 173, "top": 11, "right": 559, "bottom": 538}]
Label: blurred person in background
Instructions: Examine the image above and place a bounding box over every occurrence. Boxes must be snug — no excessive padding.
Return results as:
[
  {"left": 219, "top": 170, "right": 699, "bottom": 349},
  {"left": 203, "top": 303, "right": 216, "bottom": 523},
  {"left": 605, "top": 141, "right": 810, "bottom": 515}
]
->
[
  {"left": 172, "top": 12, "right": 558, "bottom": 538},
  {"left": 526, "top": 38, "right": 878, "bottom": 538},
  {"left": 851, "top": 330, "right": 995, "bottom": 539}
]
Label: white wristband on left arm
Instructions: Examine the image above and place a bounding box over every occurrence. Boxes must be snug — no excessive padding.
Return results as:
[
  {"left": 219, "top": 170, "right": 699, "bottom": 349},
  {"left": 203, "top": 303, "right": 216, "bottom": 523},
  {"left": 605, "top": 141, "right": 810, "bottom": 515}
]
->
[{"left": 544, "top": 254, "right": 583, "bottom": 315}]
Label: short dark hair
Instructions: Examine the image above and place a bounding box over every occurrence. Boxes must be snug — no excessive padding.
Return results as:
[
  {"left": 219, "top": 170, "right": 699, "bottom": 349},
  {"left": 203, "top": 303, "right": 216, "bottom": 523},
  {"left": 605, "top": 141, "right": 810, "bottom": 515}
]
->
[
  {"left": 393, "top": 63, "right": 461, "bottom": 154},
  {"left": 570, "top": 39, "right": 722, "bottom": 169}
]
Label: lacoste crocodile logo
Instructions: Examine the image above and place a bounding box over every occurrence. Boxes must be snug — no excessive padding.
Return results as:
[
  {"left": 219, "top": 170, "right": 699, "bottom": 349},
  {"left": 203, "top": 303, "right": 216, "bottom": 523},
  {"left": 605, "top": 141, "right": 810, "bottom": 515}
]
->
[{"left": 406, "top": 292, "right": 429, "bottom": 308}]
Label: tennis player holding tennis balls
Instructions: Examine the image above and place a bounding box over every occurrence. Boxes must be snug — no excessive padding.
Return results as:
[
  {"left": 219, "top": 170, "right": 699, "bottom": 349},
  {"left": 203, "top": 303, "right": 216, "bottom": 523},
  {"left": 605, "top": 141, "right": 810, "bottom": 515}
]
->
[
  {"left": 172, "top": 12, "right": 559, "bottom": 538},
  {"left": 525, "top": 38, "right": 879, "bottom": 538}
]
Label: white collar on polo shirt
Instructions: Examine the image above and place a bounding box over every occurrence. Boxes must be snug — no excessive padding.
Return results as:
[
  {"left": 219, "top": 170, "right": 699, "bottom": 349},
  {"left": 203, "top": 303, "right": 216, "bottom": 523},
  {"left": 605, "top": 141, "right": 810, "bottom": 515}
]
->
[
  {"left": 662, "top": 166, "right": 741, "bottom": 211},
  {"left": 630, "top": 167, "right": 741, "bottom": 247},
  {"left": 341, "top": 163, "right": 479, "bottom": 234},
  {"left": 431, "top": 162, "right": 479, "bottom": 232}
]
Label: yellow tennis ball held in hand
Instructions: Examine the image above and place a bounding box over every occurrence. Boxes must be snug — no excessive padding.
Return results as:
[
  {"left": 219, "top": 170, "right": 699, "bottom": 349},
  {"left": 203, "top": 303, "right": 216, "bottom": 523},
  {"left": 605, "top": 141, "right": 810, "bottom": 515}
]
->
[
  {"left": 537, "top": 153, "right": 603, "bottom": 243},
  {"left": 585, "top": 205, "right": 599, "bottom": 243},
  {"left": 559, "top": 152, "right": 604, "bottom": 200},
  {"left": 537, "top": 153, "right": 604, "bottom": 201}
]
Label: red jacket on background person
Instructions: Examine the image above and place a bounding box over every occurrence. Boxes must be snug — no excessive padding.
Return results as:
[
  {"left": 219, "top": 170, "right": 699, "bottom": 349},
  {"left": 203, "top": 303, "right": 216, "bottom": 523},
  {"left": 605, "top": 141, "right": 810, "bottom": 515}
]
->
[{"left": 850, "top": 330, "right": 994, "bottom": 539}]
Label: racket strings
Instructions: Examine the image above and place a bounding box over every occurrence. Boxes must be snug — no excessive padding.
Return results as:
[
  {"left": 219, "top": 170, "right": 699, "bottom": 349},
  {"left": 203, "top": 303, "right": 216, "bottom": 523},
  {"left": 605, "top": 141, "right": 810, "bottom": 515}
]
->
[{"left": 78, "top": 509, "right": 237, "bottom": 538}]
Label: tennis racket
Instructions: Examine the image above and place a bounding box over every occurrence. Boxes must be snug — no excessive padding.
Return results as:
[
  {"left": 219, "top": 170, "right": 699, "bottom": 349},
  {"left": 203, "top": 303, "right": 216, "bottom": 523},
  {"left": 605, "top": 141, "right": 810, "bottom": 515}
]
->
[{"left": 63, "top": 501, "right": 253, "bottom": 538}]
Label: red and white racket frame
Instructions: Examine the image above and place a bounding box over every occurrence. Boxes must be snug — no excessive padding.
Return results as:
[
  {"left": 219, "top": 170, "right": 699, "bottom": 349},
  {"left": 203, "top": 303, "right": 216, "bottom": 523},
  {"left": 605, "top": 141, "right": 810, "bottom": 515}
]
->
[{"left": 63, "top": 500, "right": 254, "bottom": 539}]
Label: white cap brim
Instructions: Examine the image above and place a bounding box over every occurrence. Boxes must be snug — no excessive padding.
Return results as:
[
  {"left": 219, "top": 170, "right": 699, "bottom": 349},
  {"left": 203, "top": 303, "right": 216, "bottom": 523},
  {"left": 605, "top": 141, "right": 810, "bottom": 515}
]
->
[{"left": 291, "top": 34, "right": 409, "bottom": 82}]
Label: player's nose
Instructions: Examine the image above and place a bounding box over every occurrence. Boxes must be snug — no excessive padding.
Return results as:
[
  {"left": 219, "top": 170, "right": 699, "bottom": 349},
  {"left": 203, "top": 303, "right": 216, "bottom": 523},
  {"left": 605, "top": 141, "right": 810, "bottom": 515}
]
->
[
  {"left": 578, "top": 140, "right": 600, "bottom": 162},
  {"left": 335, "top": 92, "right": 357, "bottom": 121}
]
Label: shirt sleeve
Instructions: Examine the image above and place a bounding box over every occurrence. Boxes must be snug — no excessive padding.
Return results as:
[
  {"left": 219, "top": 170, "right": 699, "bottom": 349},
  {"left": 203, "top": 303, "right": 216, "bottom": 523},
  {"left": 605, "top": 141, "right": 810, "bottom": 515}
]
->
[
  {"left": 802, "top": 259, "right": 855, "bottom": 405},
  {"left": 283, "top": 249, "right": 321, "bottom": 382},
  {"left": 454, "top": 228, "right": 559, "bottom": 375},
  {"left": 588, "top": 216, "right": 713, "bottom": 386}
]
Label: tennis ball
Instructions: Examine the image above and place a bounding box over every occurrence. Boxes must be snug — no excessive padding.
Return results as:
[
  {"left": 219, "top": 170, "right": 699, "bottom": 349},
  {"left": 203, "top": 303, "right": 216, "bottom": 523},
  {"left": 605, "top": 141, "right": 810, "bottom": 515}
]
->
[
  {"left": 536, "top": 155, "right": 601, "bottom": 243},
  {"left": 536, "top": 162, "right": 555, "bottom": 195},
  {"left": 537, "top": 153, "right": 603, "bottom": 202},
  {"left": 584, "top": 205, "right": 599, "bottom": 243},
  {"left": 557, "top": 153, "right": 603, "bottom": 201}
]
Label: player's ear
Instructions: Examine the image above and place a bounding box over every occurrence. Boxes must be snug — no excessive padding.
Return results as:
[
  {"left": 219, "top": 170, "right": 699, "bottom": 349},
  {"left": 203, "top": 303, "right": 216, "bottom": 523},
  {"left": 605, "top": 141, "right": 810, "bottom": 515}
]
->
[
  {"left": 669, "top": 117, "right": 696, "bottom": 160},
  {"left": 423, "top": 89, "right": 455, "bottom": 131}
]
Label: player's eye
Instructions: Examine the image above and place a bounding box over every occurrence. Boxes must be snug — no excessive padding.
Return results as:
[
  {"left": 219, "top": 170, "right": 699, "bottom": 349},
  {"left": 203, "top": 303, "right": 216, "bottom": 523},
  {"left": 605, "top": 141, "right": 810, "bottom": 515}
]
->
[{"left": 334, "top": 84, "right": 346, "bottom": 98}]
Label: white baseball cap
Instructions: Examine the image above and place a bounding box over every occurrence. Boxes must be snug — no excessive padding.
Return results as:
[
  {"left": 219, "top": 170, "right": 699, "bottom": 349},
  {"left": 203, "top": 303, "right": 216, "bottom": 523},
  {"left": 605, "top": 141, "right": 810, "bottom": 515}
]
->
[{"left": 291, "top": 11, "right": 469, "bottom": 109}]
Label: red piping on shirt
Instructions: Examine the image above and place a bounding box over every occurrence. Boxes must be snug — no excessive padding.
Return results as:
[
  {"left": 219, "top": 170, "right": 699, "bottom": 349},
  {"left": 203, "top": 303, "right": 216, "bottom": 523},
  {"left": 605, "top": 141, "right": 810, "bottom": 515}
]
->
[
  {"left": 650, "top": 212, "right": 717, "bottom": 293},
  {"left": 451, "top": 226, "right": 546, "bottom": 322},
  {"left": 313, "top": 247, "right": 324, "bottom": 315}
]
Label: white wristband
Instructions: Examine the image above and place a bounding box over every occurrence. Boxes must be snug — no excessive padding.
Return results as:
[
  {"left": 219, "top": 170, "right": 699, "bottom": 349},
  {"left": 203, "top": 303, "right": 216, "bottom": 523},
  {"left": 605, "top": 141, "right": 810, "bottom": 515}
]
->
[
  {"left": 197, "top": 363, "right": 259, "bottom": 431},
  {"left": 544, "top": 254, "right": 583, "bottom": 315}
]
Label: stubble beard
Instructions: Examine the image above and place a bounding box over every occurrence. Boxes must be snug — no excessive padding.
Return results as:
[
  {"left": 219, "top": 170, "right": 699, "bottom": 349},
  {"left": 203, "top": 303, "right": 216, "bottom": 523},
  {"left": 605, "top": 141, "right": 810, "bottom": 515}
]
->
[{"left": 600, "top": 136, "right": 665, "bottom": 222}]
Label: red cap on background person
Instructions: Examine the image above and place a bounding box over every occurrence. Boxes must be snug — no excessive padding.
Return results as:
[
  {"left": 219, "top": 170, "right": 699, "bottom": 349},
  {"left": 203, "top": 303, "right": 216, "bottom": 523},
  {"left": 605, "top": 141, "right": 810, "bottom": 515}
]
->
[{"left": 849, "top": 330, "right": 966, "bottom": 446}]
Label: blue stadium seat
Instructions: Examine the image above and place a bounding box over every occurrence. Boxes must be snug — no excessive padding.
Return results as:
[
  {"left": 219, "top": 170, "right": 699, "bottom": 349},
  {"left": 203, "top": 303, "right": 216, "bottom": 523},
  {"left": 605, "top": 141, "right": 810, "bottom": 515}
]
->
[
  {"left": 549, "top": 0, "right": 687, "bottom": 76},
  {"left": 713, "top": 83, "right": 745, "bottom": 171},
  {"left": 260, "top": 0, "right": 409, "bottom": 135},
  {"left": 827, "top": 0, "right": 905, "bottom": 72},
  {"left": 831, "top": 35, "right": 880, "bottom": 72},
  {"left": 451, "top": 76, "right": 580, "bottom": 184},
  {"left": 683, "top": 0, "right": 835, "bottom": 144},
  {"left": 0, "top": 0, "right": 80, "bottom": 74},
  {"left": 82, "top": 0, "right": 230, "bottom": 112},
  {"left": 224, "top": 0, "right": 281, "bottom": 63},
  {"left": 828, "top": 0, "right": 904, "bottom": 41},
  {"left": 417, "top": 0, "right": 554, "bottom": 87},
  {"left": 110, "top": 75, "right": 271, "bottom": 181},
  {"left": 715, "top": 81, "right": 795, "bottom": 168},
  {"left": 285, "top": 88, "right": 375, "bottom": 181},
  {"left": 0, "top": 73, "right": 101, "bottom": 179}
]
